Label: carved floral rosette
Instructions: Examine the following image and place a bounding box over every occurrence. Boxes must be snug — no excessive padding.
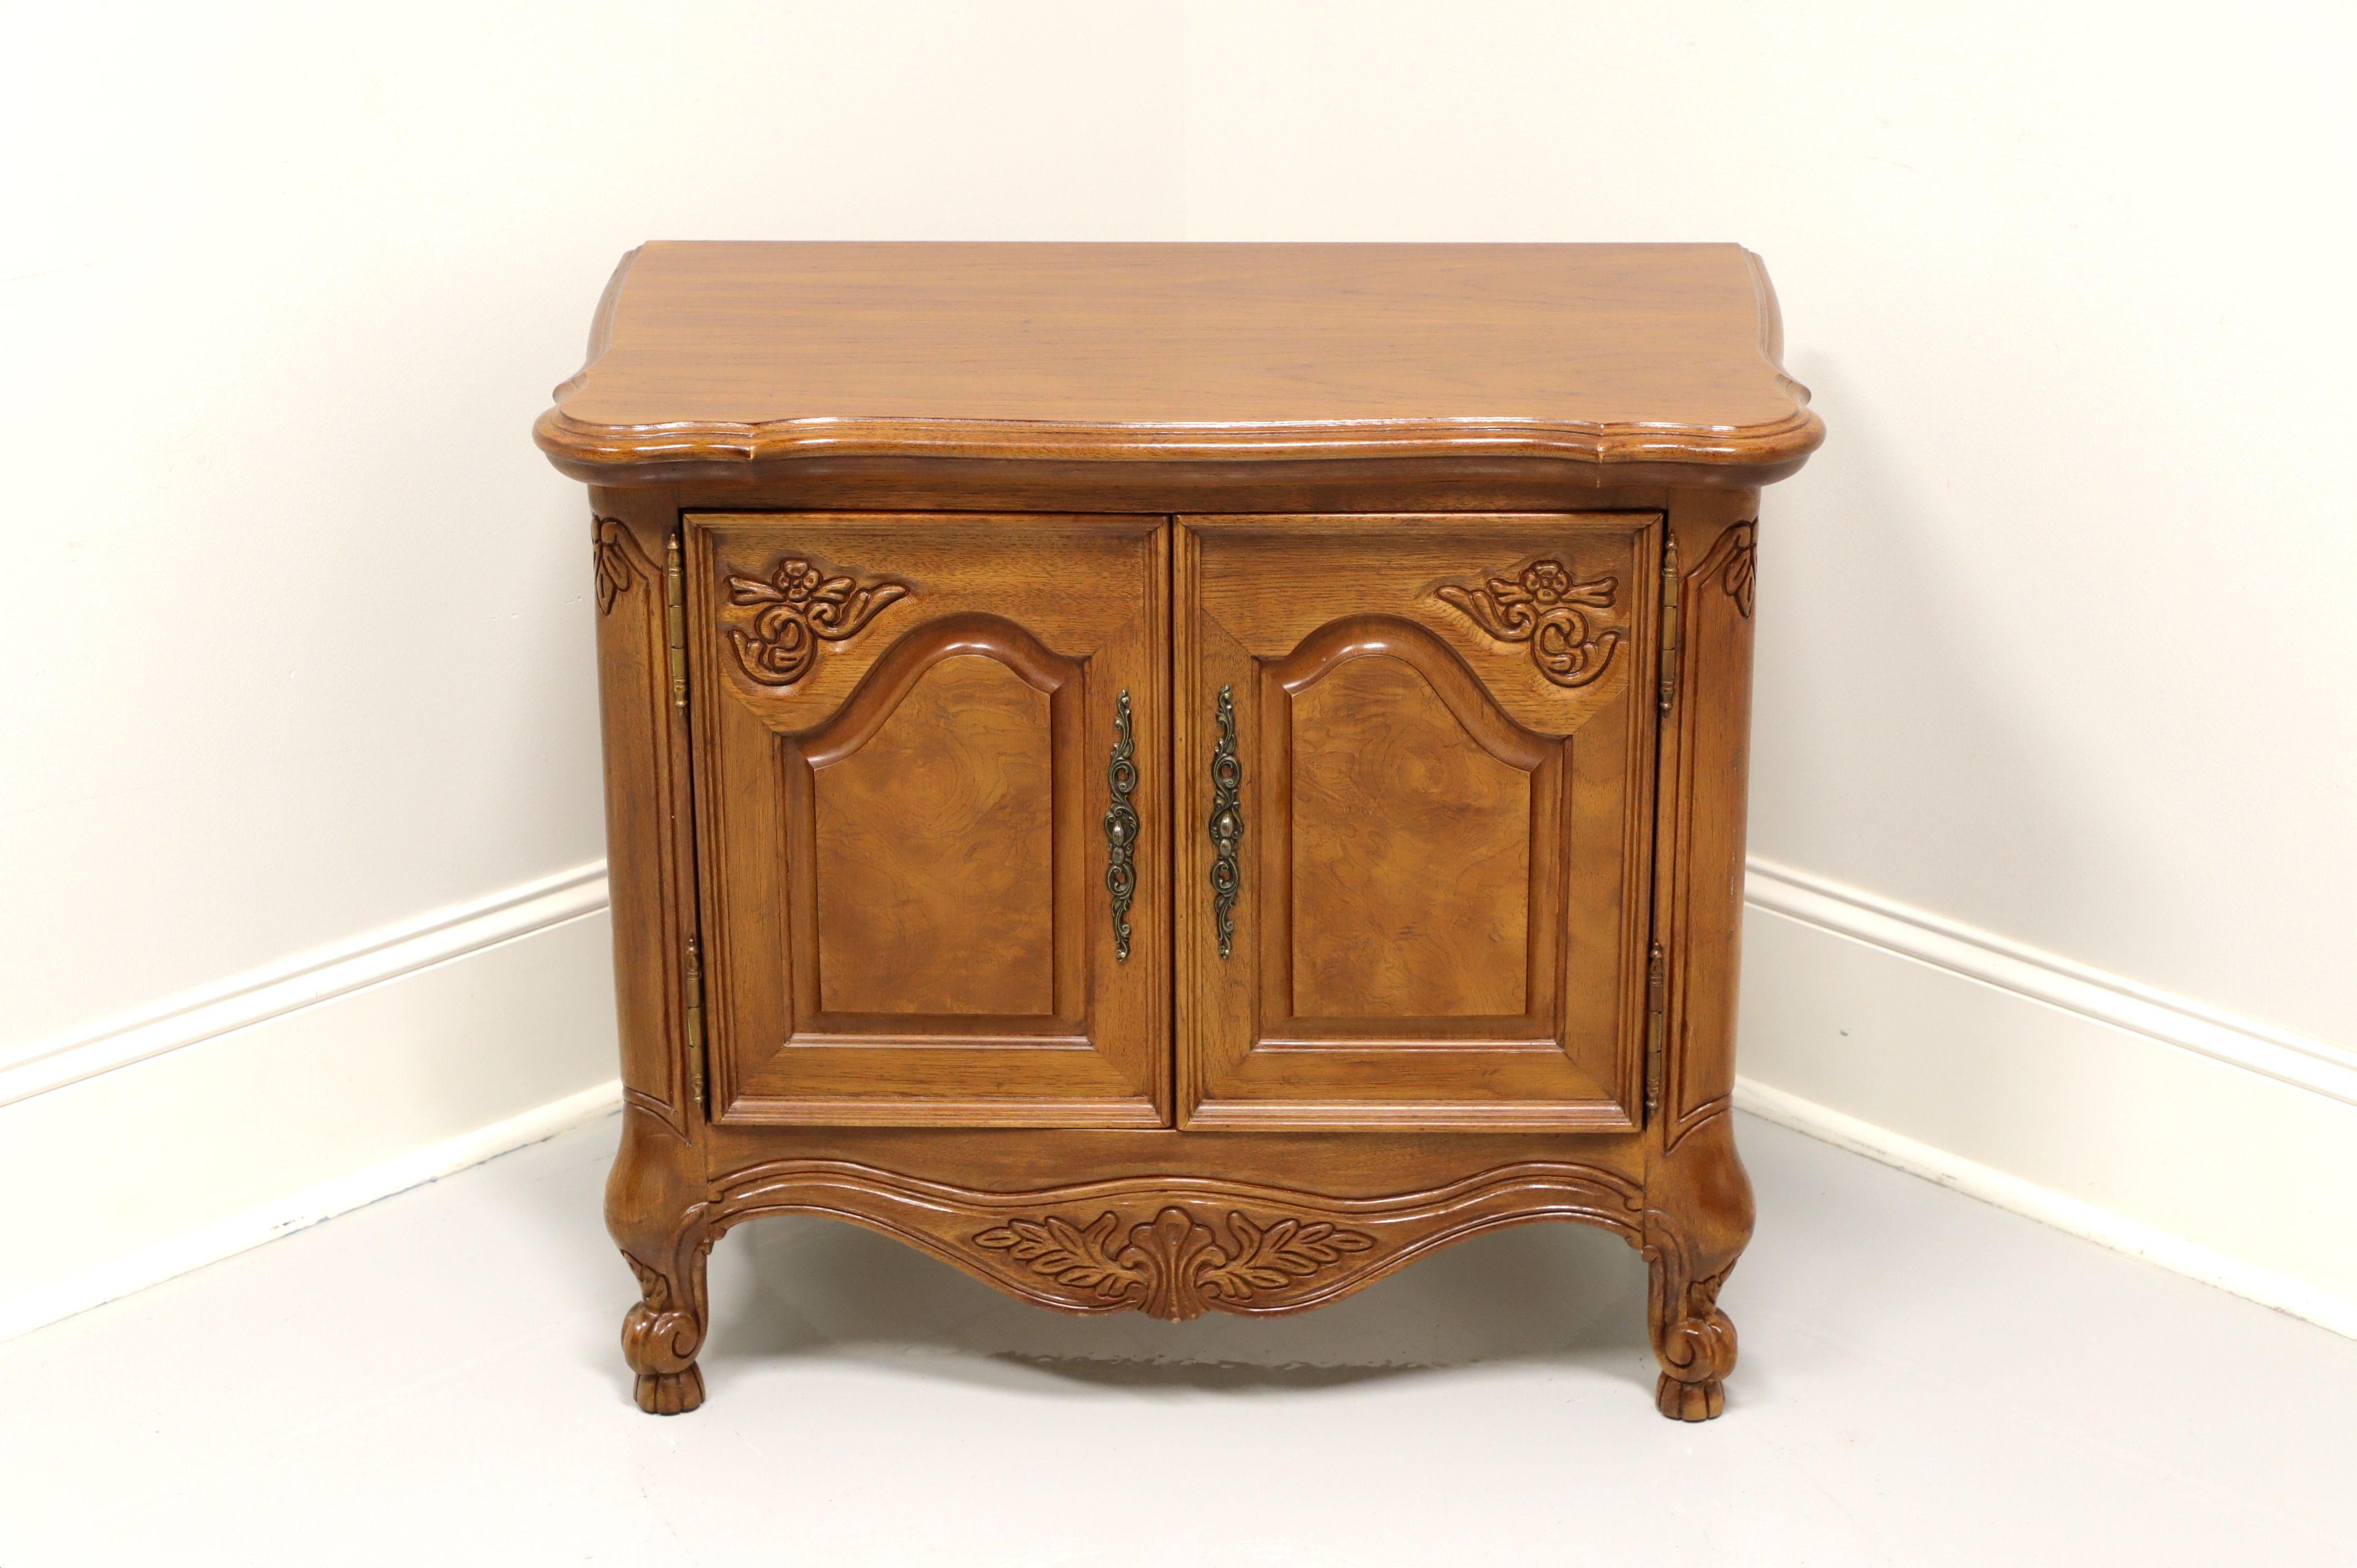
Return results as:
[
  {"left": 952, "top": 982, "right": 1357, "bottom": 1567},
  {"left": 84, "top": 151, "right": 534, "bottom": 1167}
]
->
[
  {"left": 723, "top": 554, "right": 910, "bottom": 686},
  {"left": 1434, "top": 558, "right": 1624, "bottom": 688}
]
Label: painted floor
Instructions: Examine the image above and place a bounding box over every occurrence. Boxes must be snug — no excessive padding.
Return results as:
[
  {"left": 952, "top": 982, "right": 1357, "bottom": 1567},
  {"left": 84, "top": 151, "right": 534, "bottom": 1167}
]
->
[{"left": 2, "top": 1112, "right": 2347, "bottom": 1566}]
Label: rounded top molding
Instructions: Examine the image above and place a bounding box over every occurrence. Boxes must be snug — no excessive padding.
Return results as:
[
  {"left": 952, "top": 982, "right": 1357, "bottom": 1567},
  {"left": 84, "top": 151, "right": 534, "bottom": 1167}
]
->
[{"left": 535, "top": 241, "right": 1824, "bottom": 488}]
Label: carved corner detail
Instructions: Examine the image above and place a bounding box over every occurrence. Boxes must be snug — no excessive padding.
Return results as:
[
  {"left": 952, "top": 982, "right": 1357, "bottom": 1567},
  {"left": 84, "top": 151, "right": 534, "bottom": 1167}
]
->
[
  {"left": 975, "top": 1205, "right": 1376, "bottom": 1321},
  {"left": 593, "top": 516, "right": 654, "bottom": 615},
  {"left": 1715, "top": 522, "right": 1757, "bottom": 619},
  {"left": 1434, "top": 559, "right": 1623, "bottom": 687},
  {"left": 722, "top": 553, "right": 910, "bottom": 687}
]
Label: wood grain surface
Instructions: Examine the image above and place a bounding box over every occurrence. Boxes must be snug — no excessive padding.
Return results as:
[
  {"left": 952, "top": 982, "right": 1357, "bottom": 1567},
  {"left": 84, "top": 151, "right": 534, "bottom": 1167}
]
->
[
  {"left": 1288, "top": 655, "right": 1532, "bottom": 1019},
  {"left": 1177, "top": 514, "right": 1658, "bottom": 1131},
  {"left": 686, "top": 513, "right": 1170, "bottom": 1128},
  {"left": 565, "top": 247, "right": 1815, "bottom": 1421},
  {"left": 536, "top": 242, "right": 1820, "bottom": 483},
  {"left": 812, "top": 653, "right": 1056, "bottom": 1017}
]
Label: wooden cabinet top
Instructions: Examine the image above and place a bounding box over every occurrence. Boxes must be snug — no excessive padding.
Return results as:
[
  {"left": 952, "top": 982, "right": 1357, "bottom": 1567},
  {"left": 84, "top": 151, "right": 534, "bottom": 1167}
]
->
[{"left": 535, "top": 241, "right": 1822, "bottom": 487}]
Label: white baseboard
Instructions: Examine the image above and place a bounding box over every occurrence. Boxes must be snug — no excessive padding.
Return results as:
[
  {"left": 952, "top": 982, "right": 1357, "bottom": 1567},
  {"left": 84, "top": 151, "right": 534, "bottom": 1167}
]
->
[
  {"left": 6, "top": 851, "right": 2348, "bottom": 1349},
  {"left": 1744, "top": 858, "right": 2357, "bottom": 1108},
  {"left": 1739, "top": 857, "right": 2357, "bottom": 1338},
  {"left": 0, "top": 864, "right": 611, "bottom": 1109},
  {"left": 0, "top": 1081, "right": 621, "bottom": 1344},
  {"left": 0, "top": 871, "right": 623, "bottom": 1344},
  {"left": 1734, "top": 1077, "right": 2357, "bottom": 1340}
]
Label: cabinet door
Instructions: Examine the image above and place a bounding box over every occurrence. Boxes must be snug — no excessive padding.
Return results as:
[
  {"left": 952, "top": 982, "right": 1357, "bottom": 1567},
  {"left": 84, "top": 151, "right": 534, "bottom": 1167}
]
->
[
  {"left": 1177, "top": 514, "right": 1660, "bottom": 1130},
  {"left": 689, "top": 514, "right": 1168, "bottom": 1127}
]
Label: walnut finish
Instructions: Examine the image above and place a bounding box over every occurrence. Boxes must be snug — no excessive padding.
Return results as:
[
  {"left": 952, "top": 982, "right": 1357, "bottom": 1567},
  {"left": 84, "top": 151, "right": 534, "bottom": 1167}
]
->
[{"left": 548, "top": 242, "right": 1819, "bottom": 1422}]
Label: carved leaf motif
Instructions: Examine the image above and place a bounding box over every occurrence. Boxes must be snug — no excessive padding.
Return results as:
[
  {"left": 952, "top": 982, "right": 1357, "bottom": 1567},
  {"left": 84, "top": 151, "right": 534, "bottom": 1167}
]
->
[
  {"left": 1435, "top": 582, "right": 1533, "bottom": 641},
  {"left": 722, "top": 555, "right": 911, "bottom": 687},
  {"left": 1201, "top": 1212, "right": 1377, "bottom": 1299},
  {"left": 972, "top": 1213, "right": 1139, "bottom": 1300},
  {"left": 808, "top": 582, "right": 908, "bottom": 638},
  {"left": 1718, "top": 523, "right": 1758, "bottom": 618},
  {"left": 1434, "top": 559, "right": 1624, "bottom": 689},
  {"left": 727, "top": 580, "right": 778, "bottom": 606},
  {"left": 1118, "top": 1208, "right": 1226, "bottom": 1319},
  {"left": 975, "top": 1204, "right": 1379, "bottom": 1319}
]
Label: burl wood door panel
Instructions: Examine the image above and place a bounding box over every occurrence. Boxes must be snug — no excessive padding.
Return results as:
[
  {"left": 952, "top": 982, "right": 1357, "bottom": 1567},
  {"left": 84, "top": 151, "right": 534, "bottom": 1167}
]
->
[
  {"left": 1176, "top": 514, "right": 1661, "bottom": 1130},
  {"left": 688, "top": 513, "right": 1169, "bottom": 1127}
]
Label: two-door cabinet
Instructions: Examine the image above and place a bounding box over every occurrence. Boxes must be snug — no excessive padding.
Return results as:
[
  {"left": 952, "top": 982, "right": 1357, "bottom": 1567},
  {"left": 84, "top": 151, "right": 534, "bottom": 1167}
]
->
[{"left": 537, "top": 242, "right": 1823, "bottom": 1420}]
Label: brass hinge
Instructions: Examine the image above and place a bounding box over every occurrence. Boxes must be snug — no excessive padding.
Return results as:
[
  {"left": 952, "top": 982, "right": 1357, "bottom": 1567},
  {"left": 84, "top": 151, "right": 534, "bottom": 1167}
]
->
[
  {"left": 1658, "top": 535, "right": 1680, "bottom": 715},
  {"left": 665, "top": 531, "right": 688, "bottom": 710},
  {"left": 683, "top": 934, "right": 707, "bottom": 1115},
  {"left": 1644, "top": 942, "right": 1667, "bottom": 1121}
]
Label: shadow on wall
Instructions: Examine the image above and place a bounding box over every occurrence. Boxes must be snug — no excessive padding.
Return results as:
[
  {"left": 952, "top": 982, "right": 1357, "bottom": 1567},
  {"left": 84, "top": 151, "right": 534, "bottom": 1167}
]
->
[{"left": 699, "top": 1213, "right": 1655, "bottom": 1396}]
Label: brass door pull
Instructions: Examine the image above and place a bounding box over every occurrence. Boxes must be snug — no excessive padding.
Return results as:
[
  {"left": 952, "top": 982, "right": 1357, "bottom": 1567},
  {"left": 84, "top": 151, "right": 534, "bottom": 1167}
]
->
[
  {"left": 1104, "top": 689, "right": 1138, "bottom": 962},
  {"left": 1207, "top": 684, "right": 1243, "bottom": 959}
]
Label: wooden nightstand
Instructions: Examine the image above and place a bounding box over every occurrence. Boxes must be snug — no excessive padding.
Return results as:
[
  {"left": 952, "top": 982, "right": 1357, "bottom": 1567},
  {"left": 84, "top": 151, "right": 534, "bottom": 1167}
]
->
[{"left": 535, "top": 241, "right": 1822, "bottom": 1420}]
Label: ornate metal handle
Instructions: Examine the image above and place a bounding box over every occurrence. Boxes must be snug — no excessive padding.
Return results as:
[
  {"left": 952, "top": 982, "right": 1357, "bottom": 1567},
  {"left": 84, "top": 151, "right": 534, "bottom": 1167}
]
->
[
  {"left": 1104, "top": 690, "right": 1138, "bottom": 963},
  {"left": 1207, "top": 685, "right": 1243, "bottom": 959}
]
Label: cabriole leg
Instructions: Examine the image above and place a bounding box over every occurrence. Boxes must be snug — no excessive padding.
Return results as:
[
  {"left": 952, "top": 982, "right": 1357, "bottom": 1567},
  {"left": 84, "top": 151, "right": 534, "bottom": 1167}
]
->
[
  {"left": 1645, "top": 1234, "right": 1740, "bottom": 1421},
  {"left": 620, "top": 1231, "right": 711, "bottom": 1414},
  {"left": 1643, "top": 1113, "right": 1753, "bottom": 1421},
  {"left": 607, "top": 1103, "right": 712, "bottom": 1414}
]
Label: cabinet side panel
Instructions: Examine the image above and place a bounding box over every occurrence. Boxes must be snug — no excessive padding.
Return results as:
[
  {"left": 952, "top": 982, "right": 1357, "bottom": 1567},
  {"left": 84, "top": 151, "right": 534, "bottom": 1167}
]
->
[
  {"left": 589, "top": 495, "right": 694, "bottom": 1140},
  {"left": 1658, "top": 495, "right": 1761, "bottom": 1148}
]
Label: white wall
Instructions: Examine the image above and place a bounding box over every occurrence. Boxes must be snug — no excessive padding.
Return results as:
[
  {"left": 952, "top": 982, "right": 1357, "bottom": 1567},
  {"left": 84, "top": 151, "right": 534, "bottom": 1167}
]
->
[{"left": 5, "top": 1, "right": 2350, "bottom": 1333}]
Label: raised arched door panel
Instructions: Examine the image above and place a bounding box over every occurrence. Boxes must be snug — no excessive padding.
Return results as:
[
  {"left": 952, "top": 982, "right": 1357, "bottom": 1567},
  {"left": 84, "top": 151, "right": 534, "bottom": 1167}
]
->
[
  {"left": 686, "top": 514, "right": 1169, "bottom": 1127},
  {"left": 1176, "top": 514, "right": 1662, "bottom": 1130}
]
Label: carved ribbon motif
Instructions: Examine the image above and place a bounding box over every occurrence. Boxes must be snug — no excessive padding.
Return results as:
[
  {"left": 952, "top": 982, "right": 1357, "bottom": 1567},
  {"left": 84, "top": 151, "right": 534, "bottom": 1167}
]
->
[
  {"left": 1435, "top": 559, "right": 1623, "bottom": 688},
  {"left": 974, "top": 1205, "right": 1376, "bottom": 1320},
  {"left": 724, "top": 555, "right": 909, "bottom": 686}
]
